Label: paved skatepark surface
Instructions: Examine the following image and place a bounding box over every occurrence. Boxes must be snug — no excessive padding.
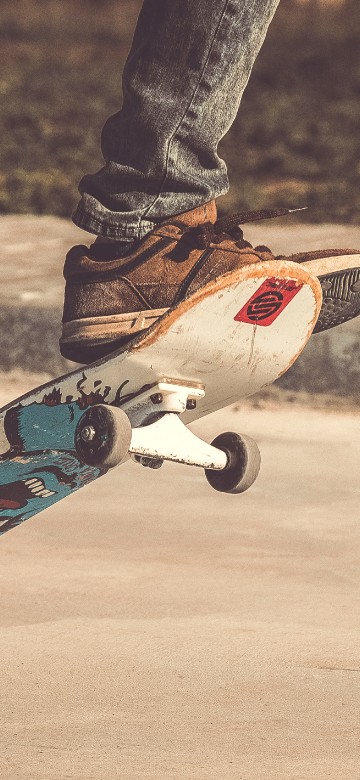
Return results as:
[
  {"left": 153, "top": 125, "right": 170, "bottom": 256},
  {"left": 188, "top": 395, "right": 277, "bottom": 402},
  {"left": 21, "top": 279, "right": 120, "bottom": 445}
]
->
[{"left": 0, "top": 217, "right": 360, "bottom": 779}]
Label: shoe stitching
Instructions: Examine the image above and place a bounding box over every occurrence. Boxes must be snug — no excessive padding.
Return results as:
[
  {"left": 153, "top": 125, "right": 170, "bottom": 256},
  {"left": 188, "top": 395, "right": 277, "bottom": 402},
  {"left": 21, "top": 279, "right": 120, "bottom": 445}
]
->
[{"left": 173, "top": 249, "right": 215, "bottom": 304}]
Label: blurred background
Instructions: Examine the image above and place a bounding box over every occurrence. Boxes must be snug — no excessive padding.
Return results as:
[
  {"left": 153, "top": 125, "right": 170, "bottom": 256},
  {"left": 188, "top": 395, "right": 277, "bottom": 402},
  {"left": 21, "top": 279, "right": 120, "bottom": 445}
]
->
[
  {"left": 0, "top": 0, "right": 359, "bottom": 222},
  {"left": 0, "top": 0, "right": 359, "bottom": 398}
]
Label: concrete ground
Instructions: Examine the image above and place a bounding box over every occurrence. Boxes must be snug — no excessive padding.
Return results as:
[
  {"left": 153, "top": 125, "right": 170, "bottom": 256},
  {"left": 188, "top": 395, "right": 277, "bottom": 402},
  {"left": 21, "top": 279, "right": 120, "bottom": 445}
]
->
[
  {"left": 0, "top": 400, "right": 360, "bottom": 780},
  {"left": 0, "top": 217, "right": 360, "bottom": 779}
]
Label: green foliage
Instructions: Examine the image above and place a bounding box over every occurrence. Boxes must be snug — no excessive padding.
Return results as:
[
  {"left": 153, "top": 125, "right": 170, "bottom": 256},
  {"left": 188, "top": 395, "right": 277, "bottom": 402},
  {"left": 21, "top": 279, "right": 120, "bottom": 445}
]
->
[{"left": 0, "top": 0, "right": 359, "bottom": 222}]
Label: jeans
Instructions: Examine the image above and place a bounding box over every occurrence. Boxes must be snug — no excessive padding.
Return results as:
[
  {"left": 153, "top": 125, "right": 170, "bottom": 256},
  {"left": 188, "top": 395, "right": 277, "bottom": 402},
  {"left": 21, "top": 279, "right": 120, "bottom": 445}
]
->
[{"left": 73, "top": 0, "right": 280, "bottom": 241}]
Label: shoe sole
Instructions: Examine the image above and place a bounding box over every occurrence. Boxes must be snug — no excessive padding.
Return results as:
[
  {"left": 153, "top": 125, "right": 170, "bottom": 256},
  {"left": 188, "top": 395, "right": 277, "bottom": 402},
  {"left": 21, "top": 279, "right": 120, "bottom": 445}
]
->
[
  {"left": 60, "top": 308, "right": 167, "bottom": 363},
  {"left": 315, "top": 266, "right": 360, "bottom": 332},
  {"left": 297, "top": 252, "right": 360, "bottom": 333}
]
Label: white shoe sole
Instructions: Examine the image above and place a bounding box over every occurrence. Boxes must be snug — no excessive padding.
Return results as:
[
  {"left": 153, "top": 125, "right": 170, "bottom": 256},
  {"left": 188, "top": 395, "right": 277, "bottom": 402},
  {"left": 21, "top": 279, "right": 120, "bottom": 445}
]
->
[{"left": 61, "top": 307, "right": 168, "bottom": 349}]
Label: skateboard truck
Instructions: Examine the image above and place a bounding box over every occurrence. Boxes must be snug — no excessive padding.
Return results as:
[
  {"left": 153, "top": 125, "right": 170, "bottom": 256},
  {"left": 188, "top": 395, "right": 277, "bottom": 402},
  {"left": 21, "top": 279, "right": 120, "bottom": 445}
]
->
[
  {"left": 75, "top": 380, "right": 261, "bottom": 494},
  {"left": 119, "top": 379, "right": 206, "bottom": 426}
]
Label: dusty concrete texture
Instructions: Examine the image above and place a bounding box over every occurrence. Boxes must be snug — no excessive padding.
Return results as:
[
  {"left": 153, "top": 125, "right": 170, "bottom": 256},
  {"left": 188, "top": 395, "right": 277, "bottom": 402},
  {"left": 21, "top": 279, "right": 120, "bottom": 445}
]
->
[
  {"left": 0, "top": 402, "right": 360, "bottom": 779},
  {"left": 0, "top": 218, "right": 360, "bottom": 779}
]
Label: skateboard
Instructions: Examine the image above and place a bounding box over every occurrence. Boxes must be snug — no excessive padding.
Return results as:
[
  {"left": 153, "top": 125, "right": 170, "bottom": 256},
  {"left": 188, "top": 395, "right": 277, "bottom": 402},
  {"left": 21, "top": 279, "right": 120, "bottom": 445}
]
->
[{"left": 0, "top": 260, "right": 321, "bottom": 536}]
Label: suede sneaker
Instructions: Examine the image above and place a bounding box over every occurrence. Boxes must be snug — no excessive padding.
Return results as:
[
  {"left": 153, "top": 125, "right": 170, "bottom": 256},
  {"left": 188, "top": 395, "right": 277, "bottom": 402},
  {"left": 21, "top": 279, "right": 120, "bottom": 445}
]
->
[
  {"left": 60, "top": 202, "right": 360, "bottom": 363},
  {"left": 60, "top": 201, "right": 277, "bottom": 363}
]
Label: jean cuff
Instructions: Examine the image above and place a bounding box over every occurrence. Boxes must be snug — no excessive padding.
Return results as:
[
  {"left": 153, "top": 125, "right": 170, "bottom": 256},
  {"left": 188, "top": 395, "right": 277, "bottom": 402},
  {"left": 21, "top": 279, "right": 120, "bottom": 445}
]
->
[{"left": 72, "top": 196, "right": 156, "bottom": 241}]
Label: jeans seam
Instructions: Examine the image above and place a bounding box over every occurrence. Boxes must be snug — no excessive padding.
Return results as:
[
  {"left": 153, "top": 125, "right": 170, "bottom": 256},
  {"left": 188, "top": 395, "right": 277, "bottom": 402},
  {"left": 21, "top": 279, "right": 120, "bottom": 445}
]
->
[
  {"left": 141, "top": 0, "right": 231, "bottom": 222},
  {"left": 73, "top": 204, "right": 155, "bottom": 240}
]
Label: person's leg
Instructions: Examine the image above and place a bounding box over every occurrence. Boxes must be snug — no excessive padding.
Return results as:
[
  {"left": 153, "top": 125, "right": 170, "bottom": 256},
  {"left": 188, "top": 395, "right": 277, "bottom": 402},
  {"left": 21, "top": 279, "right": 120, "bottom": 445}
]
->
[
  {"left": 61, "top": 0, "right": 360, "bottom": 364},
  {"left": 73, "top": 0, "right": 280, "bottom": 244}
]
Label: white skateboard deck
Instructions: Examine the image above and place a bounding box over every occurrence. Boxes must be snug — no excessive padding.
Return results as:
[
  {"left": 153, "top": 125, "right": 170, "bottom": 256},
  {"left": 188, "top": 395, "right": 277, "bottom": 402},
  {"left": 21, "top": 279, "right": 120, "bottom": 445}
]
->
[{"left": 0, "top": 260, "right": 321, "bottom": 535}]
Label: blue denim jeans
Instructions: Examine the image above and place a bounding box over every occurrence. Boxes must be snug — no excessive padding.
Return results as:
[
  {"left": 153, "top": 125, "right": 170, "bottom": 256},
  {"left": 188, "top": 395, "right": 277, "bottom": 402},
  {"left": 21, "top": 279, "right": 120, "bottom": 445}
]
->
[{"left": 73, "top": 0, "right": 280, "bottom": 241}]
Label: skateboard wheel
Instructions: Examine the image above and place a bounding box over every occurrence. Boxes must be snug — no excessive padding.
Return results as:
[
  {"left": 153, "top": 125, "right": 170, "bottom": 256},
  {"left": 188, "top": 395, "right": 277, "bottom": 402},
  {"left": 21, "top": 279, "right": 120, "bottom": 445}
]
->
[
  {"left": 205, "top": 432, "right": 261, "bottom": 494},
  {"left": 75, "top": 404, "right": 132, "bottom": 468}
]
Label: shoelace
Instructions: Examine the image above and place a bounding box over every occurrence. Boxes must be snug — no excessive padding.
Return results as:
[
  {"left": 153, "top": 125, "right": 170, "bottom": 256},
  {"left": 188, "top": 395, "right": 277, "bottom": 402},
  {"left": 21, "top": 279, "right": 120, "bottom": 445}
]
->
[{"left": 193, "top": 207, "right": 303, "bottom": 251}]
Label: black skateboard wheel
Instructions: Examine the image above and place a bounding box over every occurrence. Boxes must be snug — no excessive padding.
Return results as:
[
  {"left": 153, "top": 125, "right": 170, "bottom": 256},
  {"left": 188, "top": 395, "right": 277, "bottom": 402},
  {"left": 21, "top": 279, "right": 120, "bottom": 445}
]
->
[
  {"left": 205, "top": 431, "right": 261, "bottom": 494},
  {"left": 75, "top": 404, "right": 132, "bottom": 468}
]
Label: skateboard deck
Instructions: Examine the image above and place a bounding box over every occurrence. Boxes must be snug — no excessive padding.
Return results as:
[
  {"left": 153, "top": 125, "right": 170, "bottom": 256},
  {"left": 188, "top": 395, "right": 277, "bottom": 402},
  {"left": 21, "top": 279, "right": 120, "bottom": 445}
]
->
[{"left": 0, "top": 260, "right": 321, "bottom": 536}]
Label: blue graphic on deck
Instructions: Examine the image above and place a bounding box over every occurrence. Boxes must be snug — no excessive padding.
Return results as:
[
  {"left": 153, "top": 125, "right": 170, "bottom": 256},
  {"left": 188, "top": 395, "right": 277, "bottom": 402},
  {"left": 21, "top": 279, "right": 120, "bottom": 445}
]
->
[
  {"left": 4, "top": 401, "right": 82, "bottom": 451},
  {"left": 0, "top": 377, "right": 113, "bottom": 535},
  {"left": 0, "top": 449, "right": 100, "bottom": 534}
]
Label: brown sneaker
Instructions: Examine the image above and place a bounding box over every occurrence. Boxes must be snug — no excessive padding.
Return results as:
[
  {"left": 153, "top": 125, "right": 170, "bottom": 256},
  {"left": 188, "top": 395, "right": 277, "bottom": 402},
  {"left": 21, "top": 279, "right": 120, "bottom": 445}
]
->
[
  {"left": 60, "top": 201, "right": 278, "bottom": 363},
  {"left": 60, "top": 201, "right": 360, "bottom": 364}
]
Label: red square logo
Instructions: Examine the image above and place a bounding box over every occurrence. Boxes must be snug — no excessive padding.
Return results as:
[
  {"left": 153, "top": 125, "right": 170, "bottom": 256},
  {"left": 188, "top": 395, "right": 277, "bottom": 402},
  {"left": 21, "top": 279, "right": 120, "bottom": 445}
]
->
[{"left": 234, "top": 277, "right": 303, "bottom": 327}]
